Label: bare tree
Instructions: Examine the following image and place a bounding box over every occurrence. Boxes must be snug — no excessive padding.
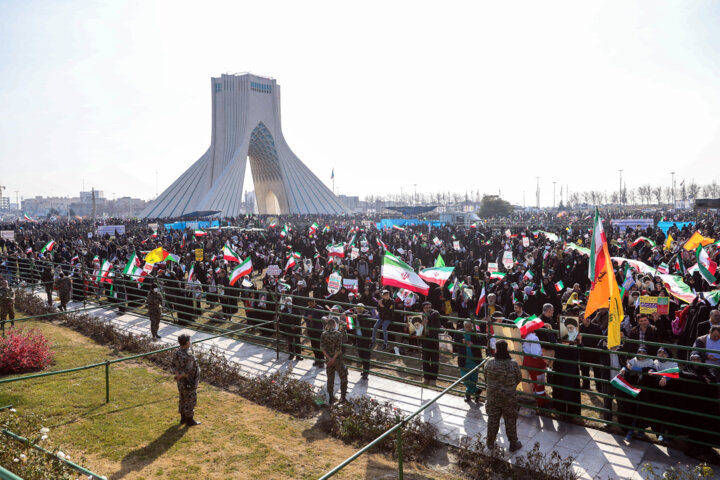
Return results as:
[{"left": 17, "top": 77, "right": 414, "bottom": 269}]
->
[
  {"left": 662, "top": 186, "right": 673, "bottom": 204},
  {"left": 627, "top": 188, "right": 637, "bottom": 205},
  {"left": 688, "top": 181, "right": 700, "bottom": 199},
  {"left": 652, "top": 187, "right": 662, "bottom": 205}
]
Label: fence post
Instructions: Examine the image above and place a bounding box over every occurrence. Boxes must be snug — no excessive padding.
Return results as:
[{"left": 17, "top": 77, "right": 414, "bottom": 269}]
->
[
  {"left": 104, "top": 360, "right": 110, "bottom": 403},
  {"left": 397, "top": 422, "right": 404, "bottom": 480},
  {"left": 274, "top": 292, "right": 281, "bottom": 361}
]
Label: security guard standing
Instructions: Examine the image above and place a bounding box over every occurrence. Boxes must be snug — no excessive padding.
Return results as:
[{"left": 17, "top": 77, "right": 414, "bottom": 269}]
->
[
  {"left": 484, "top": 340, "right": 523, "bottom": 451},
  {"left": 321, "top": 317, "right": 348, "bottom": 404},
  {"left": 171, "top": 334, "right": 201, "bottom": 426},
  {"left": 0, "top": 279, "right": 15, "bottom": 333},
  {"left": 147, "top": 284, "right": 163, "bottom": 340}
]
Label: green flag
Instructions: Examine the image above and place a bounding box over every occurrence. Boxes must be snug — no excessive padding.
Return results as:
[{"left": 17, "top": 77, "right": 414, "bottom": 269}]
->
[{"left": 435, "top": 254, "right": 445, "bottom": 268}]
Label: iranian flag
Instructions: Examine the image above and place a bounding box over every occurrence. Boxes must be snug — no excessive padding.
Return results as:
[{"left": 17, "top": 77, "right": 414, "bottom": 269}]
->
[
  {"left": 649, "top": 367, "right": 680, "bottom": 379},
  {"left": 326, "top": 243, "right": 345, "bottom": 257},
  {"left": 284, "top": 256, "right": 297, "bottom": 271},
  {"left": 554, "top": 280, "right": 564, "bottom": 292},
  {"left": 292, "top": 251, "right": 302, "bottom": 260},
  {"left": 695, "top": 245, "right": 717, "bottom": 285},
  {"left": 268, "top": 221, "right": 277, "bottom": 228},
  {"left": 346, "top": 315, "right": 357, "bottom": 330},
  {"left": 673, "top": 255, "right": 687, "bottom": 276},
  {"left": 392, "top": 225, "right": 405, "bottom": 231},
  {"left": 475, "top": 283, "right": 486, "bottom": 315},
  {"left": 377, "top": 238, "right": 388, "bottom": 251},
  {"left": 611, "top": 375, "right": 641, "bottom": 397},
  {"left": 280, "top": 225, "right": 289, "bottom": 238},
  {"left": 40, "top": 240, "right": 56, "bottom": 254},
  {"left": 96, "top": 260, "right": 112, "bottom": 284},
  {"left": 656, "top": 262, "right": 669, "bottom": 275},
  {"left": 660, "top": 274, "right": 697, "bottom": 303},
  {"left": 418, "top": 266, "right": 455, "bottom": 286},
  {"left": 490, "top": 272, "right": 506, "bottom": 280},
  {"left": 322, "top": 224, "right": 330, "bottom": 234},
  {"left": 223, "top": 242, "right": 242, "bottom": 263},
  {"left": 230, "top": 257, "right": 253, "bottom": 286},
  {"left": 194, "top": 229, "right": 208, "bottom": 237},
  {"left": 700, "top": 291, "right": 720, "bottom": 306},
  {"left": 631, "top": 237, "right": 656, "bottom": 248},
  {"left": 381, "top": 252, "right": 429, "bottom": 295},
  {"left": 514, "top": 315, "right": 545, "bottom": 336},
  {"left": 71, "top": 255, "right": 79, "bottom": 264},
  {"left": 523, "top": 270, "right": 534, "bottom": 281},
  {"left": 309, "top": 222, "right": 319, "bottom": 235},
  {"left": 589, "top": 208, "right": 608, "bottom": 285},
  {"left": 23, "top": 213, "right": 37, "bottom": 222},
  {"left": 123, "top": 251, "right": 144, "bottom": 281}
]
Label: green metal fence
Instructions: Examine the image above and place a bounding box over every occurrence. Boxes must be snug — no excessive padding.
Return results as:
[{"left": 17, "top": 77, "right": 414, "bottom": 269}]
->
[{"left": 2, "top": 258, "right": 720, "bottom": 454}]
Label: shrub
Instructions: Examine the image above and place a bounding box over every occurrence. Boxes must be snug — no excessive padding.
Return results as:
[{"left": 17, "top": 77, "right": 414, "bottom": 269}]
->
[
  {"left": 0, "top": 409, "right": 80, "bottom": 480},
  {"left": 13, "top": 290, "right": 57, "bottom": 318},
  {"left": 0, "top": 327, "right": 55, "bottom": 374},
  {"left": 456, "top": 433, "right": 580, "bottom": 480},
  {"left": 56, "top": 303, "right": 321, "bottom": 418},
  {"left": 326, "top": 396, "right": 438, "bottom": 462},
  {"left": 641, "top": 462, "right": 714, "bottom": 480}
]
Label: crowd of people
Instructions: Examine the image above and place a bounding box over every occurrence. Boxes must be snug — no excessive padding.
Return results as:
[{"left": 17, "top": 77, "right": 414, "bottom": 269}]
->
[{"left": 0, "top": 209, "right": 719, "bottom": 459}]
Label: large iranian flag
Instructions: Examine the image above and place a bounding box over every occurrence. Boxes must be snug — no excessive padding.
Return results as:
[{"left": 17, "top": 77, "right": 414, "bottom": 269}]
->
[
  {"left": 695, "top": 245, "right": 717, "bottom": 285},
  {"left": 381, "top": 252, "right": 429, "bottom": 295},
  {"left": 418, "top": 266, "right": 454, "bottom": 286},
  {"left": 230, "top": 257, "right": 253, "bottom": 286},
  {"left": 589, "top": 207, "right": 608, "bottom": 285}
]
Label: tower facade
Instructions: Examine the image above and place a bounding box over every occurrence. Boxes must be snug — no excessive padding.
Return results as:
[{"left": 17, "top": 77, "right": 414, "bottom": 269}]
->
[{"left": 141, "top": 73, "right": 346, "bottom": 218}]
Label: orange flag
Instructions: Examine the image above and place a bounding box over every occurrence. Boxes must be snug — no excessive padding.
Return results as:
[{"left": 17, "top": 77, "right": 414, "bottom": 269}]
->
[
  {"left": 683, "top": 231, "right": 715, "bottom": 252},
  {"left": 586, "top": 208, "right": 623, "bottom": 348}
]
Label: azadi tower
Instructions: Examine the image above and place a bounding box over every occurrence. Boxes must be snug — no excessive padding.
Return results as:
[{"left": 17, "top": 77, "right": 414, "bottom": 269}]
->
[{"left": 141, "top": 73, "right": 346, "bottom": 217}]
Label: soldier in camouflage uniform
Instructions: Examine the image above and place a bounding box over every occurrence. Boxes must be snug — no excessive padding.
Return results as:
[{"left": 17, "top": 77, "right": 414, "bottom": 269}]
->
[
  {"left": 320, "top": 317, "right": 348, "bottom": 404},
  {"left": 147, "top": 285, "right": 163, "bottom": 339},
  {"left": 484, "top": 340, "right": 523, "bottom": 452},
  {"left": 170, "top": 334, "right": 201, "bottom": 426},
  {"left": 56, "top": 273, "right": 72, "bottom": 312},
  {"left": 0, "top": 279, "right": 15, "bottom": 332}
]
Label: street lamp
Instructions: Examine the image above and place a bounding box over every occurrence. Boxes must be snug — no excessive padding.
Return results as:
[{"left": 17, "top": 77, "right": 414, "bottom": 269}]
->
[
  {"left": 618, "top": 169, "right": 623, "bottom": 205},
  {"left": 671, "top": 171, "right": 676, "bottom": 206}
]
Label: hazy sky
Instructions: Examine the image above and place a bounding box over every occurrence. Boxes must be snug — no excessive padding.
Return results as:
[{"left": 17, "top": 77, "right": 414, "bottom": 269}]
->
[{"left": 1, "top": 1, "right": 719, "bottom": 207}]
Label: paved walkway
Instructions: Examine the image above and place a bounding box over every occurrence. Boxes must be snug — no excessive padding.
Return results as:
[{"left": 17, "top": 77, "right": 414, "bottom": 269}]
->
[{"left": 60, "top": 298, "right": 705, "bottom": 479}]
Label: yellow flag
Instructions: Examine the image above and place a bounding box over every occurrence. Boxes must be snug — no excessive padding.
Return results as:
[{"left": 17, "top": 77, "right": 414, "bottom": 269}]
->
[
  {"left": 144, "top": 247, "right": 166, "bottom": 264},
  {"left": 664, "top": 234, "right": 673, "bottom": 251},
  {"left": 607, "top": 278, "right": 624, "bottom": 349}
]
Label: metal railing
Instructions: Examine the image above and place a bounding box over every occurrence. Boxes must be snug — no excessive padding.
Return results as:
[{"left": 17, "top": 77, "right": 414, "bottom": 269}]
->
[
  {"left": 2, "top": 258, "right": 720, "bottom": 452},
  {"left": 318, "top": 358, "right": 489, "bottom": 480}
]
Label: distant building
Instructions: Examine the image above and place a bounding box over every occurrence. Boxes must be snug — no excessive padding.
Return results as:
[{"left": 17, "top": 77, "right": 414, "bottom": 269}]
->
[
  {"left": 0, "top": 197, "right": 9, "bottom": 210},
  {"left": 80, "top": 190, "right": 105, "bottom": 203}
]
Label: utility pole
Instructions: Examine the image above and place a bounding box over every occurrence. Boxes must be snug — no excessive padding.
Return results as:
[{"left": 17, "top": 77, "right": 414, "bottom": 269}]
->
[
  {"left": 553, "top": 181, "right": 556, "bottom": 208},
  {"left": 91, "top": 187, "right": 96, "bottom": 220},
  {"left": 618, "top": 169, "right": 623, "bottom": 205},
  {"left": 14, "top": 190, "right": 19, "bottom": 213},
  {"left": 671, "top": 171, "right": 676, "bottom": 206},
  {"left": 413, "top": 184, "right": 417, "bottom": 205},
  {"left": 536, "top": 176, "right": 540, "bottom": 209}
]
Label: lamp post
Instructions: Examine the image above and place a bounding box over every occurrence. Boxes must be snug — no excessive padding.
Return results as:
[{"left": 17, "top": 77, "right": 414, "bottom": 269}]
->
[
  {"left": 618, "top": 169, "right": 623, "bottom": 205},
  {"left": 671, "top": 171, "right": 676, "bottom": 206}
]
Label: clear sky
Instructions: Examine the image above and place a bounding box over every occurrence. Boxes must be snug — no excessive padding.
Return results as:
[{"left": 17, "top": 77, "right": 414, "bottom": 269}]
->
[{"left": 1, "top": 0, "right": 719, "bottom": 207}]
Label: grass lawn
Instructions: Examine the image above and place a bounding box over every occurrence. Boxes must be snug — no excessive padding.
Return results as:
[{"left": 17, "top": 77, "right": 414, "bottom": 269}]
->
[{"left": 0, "top": 320, "right": 461, "bottom": 480}]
